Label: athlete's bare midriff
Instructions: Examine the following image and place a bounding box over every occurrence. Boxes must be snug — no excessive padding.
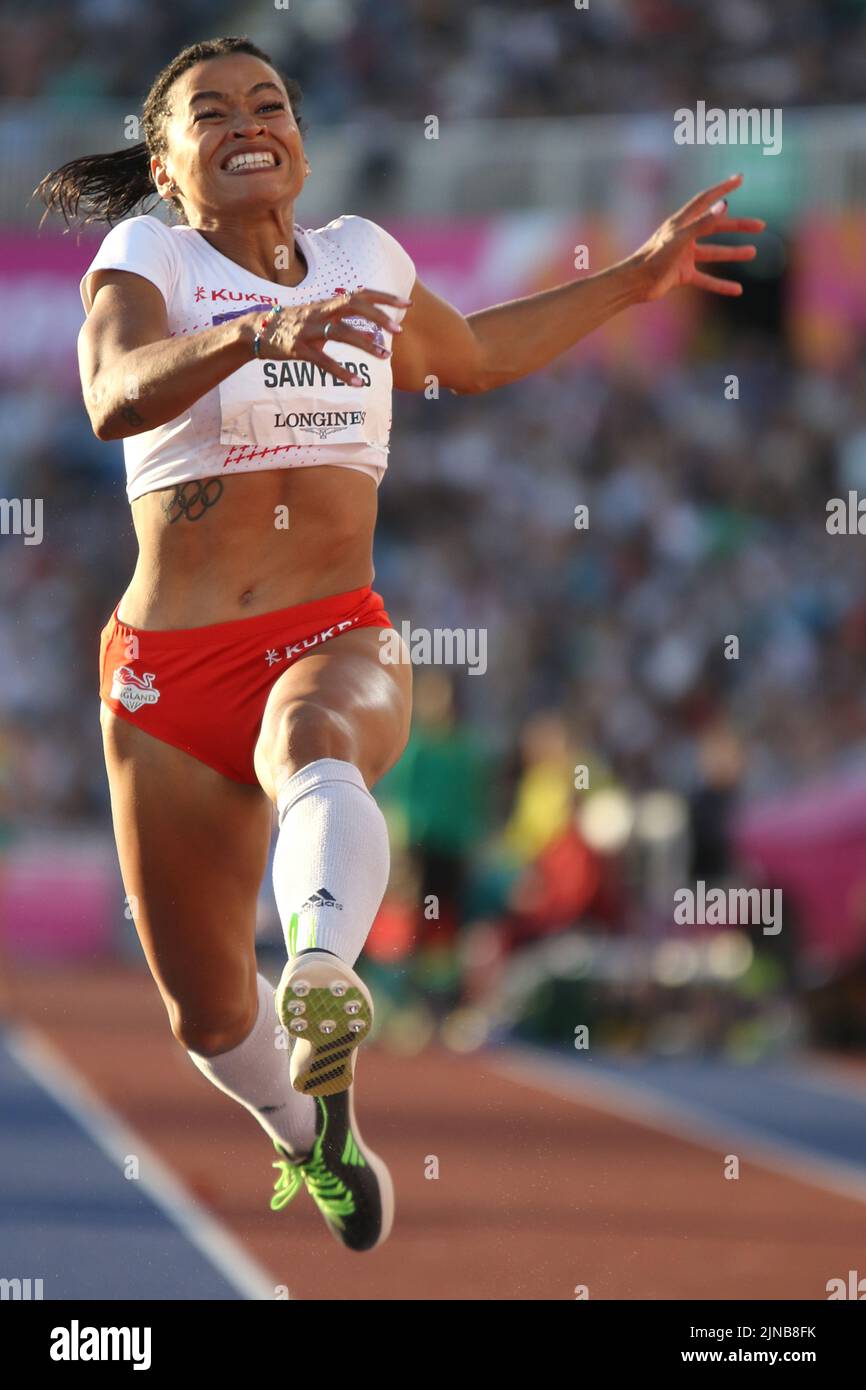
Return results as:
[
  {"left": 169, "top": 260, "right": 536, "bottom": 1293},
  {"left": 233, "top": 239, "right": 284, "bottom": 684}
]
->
[{"left": 118, "top": 464, "right": 378, "bottom": 629}]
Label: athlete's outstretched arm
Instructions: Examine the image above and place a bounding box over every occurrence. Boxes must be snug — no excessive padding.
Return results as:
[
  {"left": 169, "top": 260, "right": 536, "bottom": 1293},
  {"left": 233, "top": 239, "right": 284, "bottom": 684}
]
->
[{"left": 392, "top": 174, "right": 765, "bottom": 397}]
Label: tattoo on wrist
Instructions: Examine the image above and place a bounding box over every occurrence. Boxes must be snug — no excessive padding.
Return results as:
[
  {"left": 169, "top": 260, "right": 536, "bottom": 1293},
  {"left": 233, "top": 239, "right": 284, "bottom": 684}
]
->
[{"left": 162, "top": 478, "right": 224, "bottom": 523}]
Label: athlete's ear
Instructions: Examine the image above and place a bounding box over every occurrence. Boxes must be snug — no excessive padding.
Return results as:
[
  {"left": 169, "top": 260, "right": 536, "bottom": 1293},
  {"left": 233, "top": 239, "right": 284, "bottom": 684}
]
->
[{"left": 151, "top": 157, "right": 176, "bottom": 201}]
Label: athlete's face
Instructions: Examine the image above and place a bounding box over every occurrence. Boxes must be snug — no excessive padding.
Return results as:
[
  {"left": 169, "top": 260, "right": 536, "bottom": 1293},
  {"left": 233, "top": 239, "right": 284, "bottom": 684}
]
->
[{"left": 152, "top": 54, "right": 307, "bottom": 218}]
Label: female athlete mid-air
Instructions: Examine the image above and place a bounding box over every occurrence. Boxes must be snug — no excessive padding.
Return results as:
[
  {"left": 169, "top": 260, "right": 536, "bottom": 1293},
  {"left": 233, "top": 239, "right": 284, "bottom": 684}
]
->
[{"left": 38, "top": 36, "right": 763, "bottom": 1253}]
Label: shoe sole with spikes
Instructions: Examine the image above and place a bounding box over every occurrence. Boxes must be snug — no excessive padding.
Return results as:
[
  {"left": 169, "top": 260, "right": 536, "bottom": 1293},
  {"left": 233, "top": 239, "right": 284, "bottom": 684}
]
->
[{"left": 276, "top": 951, "right": 374, "bottom": 1097}]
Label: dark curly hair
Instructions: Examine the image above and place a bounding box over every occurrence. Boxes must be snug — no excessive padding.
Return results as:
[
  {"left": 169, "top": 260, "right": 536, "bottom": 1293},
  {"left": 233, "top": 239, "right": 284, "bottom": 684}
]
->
[{"left": 35, "top": 35, "right": 306, "bottom": 228}]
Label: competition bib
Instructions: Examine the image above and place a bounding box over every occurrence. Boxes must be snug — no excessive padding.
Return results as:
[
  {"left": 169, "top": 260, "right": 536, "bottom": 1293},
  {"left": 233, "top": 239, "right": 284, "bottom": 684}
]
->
[{"left": 216, "top": 306, "right": 391, "bottom": 454}]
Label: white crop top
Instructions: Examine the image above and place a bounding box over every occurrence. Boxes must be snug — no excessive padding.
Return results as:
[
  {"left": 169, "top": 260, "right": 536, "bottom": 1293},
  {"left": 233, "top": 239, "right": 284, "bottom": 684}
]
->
[{"left": 79, "top": 213, "right": 417, "bottom": 502}]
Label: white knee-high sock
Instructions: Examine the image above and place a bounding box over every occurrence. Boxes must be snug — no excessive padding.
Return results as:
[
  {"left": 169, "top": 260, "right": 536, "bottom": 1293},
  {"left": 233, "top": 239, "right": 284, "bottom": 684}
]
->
[
  {"left": 273, "top": 757, "right": 390, "bottom": 967},
  {"left": 187, "top": 973, "right": 316, "bottom": 1156}
]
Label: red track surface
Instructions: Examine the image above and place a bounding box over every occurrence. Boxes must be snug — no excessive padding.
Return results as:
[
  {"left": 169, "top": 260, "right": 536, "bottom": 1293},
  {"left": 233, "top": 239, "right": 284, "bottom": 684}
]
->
[{"left": 10, "top": 962, "right": 866, "bottom": 1300}]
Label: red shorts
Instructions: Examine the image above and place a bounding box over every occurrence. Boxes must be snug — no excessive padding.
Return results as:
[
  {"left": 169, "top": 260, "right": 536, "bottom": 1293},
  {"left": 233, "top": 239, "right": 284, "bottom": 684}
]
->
[{"left": 98, "top": 585, "right": 393, "bottom": 784}]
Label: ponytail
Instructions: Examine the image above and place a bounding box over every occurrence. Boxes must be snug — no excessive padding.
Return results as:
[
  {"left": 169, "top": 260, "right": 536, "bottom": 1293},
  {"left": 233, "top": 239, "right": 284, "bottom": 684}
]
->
[{"left": 35, "top": 142, "right": 161, "bottom": 229}]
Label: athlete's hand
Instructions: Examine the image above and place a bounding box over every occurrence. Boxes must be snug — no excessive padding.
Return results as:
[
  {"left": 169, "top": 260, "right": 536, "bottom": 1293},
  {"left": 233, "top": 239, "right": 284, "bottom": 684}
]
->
[
  {"left": 629, "top": 174, "right": 765, "bottom": 303},
  {"left": 255, "top": 288, "right": 412, "bottom": 384}
]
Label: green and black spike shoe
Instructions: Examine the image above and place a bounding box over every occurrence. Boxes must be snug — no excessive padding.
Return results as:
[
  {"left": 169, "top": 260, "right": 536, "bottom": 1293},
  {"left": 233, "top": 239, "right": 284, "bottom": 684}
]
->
[
  {"left": 275, "top": 951, "right": 374, "bottom": 1097},
  {"left": 270, "top": 1089, "right": 394, "bottom": 1251}
]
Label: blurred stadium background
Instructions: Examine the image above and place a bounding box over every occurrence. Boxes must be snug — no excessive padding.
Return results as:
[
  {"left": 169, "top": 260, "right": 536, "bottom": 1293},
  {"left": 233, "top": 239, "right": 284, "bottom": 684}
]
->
[{"left": 3, "top": 0, "right": 866, "bottom": 1301}]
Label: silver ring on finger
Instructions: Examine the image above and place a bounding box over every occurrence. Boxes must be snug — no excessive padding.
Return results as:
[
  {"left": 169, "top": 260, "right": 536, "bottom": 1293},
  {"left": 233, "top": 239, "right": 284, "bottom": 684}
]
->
[{"left": 323, "top": 321, "right": 333, "bottom": 339}]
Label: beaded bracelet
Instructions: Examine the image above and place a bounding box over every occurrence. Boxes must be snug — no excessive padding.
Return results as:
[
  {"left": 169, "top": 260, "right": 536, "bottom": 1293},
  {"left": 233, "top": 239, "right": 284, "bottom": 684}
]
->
[{"left": 252, "top": 305, "right": 283, "bottom": 358}]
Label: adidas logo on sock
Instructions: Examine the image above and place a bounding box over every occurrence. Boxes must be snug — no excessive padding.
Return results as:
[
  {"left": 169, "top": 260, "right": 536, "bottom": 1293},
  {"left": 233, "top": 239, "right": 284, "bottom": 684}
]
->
[{"left": 299, "top": 887, "right": 343, "bottom": 912}]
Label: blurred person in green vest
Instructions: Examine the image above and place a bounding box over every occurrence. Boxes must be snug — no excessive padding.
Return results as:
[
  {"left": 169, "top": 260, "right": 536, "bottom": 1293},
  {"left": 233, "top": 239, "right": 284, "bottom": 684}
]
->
[{"left": 377, "top": 669, "right": 493, "bottom": 1014}]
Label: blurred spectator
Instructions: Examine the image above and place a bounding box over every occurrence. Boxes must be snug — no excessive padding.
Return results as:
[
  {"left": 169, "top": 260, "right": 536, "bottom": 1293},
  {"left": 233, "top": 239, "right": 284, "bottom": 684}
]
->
[{"left": 378, "top": 671, "right": 493, "bottom": 1009}]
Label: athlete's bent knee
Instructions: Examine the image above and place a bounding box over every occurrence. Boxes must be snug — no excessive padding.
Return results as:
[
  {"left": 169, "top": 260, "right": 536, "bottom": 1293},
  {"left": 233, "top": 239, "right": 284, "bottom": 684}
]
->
[
  {"left": 170, "top": 1002, "right": 258, "bottom": 1057},
  {"left": 260, "top": 698, "right": 356, "bottom": 781}
]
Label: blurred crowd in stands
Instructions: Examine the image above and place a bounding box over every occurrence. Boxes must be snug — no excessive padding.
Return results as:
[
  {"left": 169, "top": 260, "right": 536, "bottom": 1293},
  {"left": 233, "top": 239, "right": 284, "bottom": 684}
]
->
[
  {"left": 3, "top": 0, "right": 866, "bottom": 1050},
  {"left": 365, "top": 340, "right": 866, "bottom": 1046},
  {"left": 3, "top": 0, "right": 866, "bottom": 118},
  {"left": 13, "top": 333, "right": 849, "bottom": 1051}
]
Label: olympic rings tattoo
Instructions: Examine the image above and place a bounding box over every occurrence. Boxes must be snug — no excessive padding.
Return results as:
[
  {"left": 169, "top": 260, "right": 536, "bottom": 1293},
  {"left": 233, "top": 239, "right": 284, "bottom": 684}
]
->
[{"left": 162, "top": 478, "right": 224, "bottom": 523}]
